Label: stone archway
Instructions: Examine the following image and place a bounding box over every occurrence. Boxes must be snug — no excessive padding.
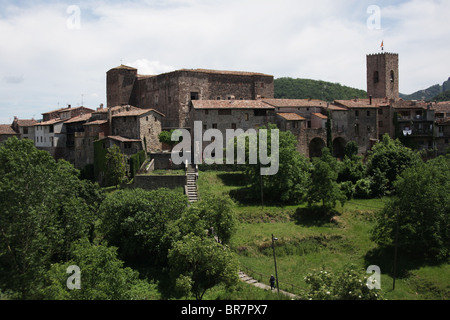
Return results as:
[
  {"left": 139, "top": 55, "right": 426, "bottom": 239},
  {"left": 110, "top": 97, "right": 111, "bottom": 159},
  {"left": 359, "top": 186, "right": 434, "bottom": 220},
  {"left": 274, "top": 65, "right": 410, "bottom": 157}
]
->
[
  {"left": 333, "top": 137, "right": 346, "bottom": 159},
  {"left": 309, "top": 137, "right": 326, "bottom": 158}
]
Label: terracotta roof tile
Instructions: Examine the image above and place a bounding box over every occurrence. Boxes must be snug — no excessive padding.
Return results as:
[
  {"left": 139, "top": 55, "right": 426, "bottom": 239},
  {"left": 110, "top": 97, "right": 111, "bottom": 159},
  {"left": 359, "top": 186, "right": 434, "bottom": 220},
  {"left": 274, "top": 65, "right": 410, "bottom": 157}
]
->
[
  {"left": 112, "top": 108, "right": 165, "bottom": 117},
  {"left": 263, "top": 98, "right": 327, "bottom": 108},
  {"left": 64, "top": 113, "right": 93, "bottom": 123},
  {"left": 179, "top": 68, "right": 272, "bottom": 77},
  {"left": 335, "top": 99, "right": 386, "bottom": 108},
  {"left": 16, "top": 119, "right": 37, "bottom": 127},
  {"left": 192, "top": 100, "right": 274, "bottom": 110},
  {"left": 431, "top": 102, "right": 450, "bottom": 113},
  {"left": 102, "top": 136, "right": 141, "bottom": 143},
  {"left": 35, "top": 118, "right": 65, "bottom": 126},
  {"left": 83, "top": 120, "right": 108, "bottom": 126},
  {"left": 277, "top": 113, "right": 306, "bottom": 121},
  {"left": 0, "top": 124, "right": 17, "bottom": 135},
  {"left": 312, "top": 113, "right": 328, "bottom": 119}
]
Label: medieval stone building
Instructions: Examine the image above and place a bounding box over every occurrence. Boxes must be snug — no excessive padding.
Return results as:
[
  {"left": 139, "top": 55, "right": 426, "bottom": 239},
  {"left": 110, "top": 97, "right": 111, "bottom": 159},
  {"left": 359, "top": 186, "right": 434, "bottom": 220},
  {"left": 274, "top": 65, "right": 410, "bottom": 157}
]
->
[{"left": 106, "top": 66, "right": 274, "bottom": 129}]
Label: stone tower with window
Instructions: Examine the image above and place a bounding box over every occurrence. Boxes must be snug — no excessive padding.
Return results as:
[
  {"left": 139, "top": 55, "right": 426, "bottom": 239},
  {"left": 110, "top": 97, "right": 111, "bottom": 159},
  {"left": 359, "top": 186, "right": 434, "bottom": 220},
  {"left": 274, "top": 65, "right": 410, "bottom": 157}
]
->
[{"left": 366, "top": 52, "right": 399, "bottom": 100}]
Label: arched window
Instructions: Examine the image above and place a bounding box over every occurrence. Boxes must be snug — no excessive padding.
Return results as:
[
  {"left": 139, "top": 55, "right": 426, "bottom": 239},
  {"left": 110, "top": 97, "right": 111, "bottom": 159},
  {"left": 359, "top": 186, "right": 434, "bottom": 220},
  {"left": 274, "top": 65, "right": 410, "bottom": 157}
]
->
[
  {"left": 390, "top": 70, "right": 395, "bottom": 83},
  {"left": 374, "top": 71, "right": 379, "bottom": 84}
]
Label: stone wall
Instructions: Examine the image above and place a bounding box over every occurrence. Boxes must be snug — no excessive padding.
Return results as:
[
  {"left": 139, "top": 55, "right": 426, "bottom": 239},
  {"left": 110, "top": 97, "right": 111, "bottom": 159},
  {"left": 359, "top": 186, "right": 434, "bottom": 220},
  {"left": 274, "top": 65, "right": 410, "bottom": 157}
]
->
[
  {"left": 151, "top": 152, "right": 185, "bottom": 170},
  {"left": 131, "top": 174, "right": 187, "bottom": 191},
  {"left": 108, "top": 67, "right": 275, "bottom": 129},
  {"left": 106, "top": 66, "right": 138, "bottom": 108},
  {"left": 346, "top": 107, "right": 379, "bottom": 154}
]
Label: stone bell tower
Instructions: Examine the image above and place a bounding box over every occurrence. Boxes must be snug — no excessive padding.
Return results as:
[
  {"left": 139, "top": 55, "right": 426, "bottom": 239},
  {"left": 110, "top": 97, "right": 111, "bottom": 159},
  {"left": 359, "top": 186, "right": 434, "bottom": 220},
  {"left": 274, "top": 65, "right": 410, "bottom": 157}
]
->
[{"left": 367, "top": 52, "right": 399, "bottom": 100}]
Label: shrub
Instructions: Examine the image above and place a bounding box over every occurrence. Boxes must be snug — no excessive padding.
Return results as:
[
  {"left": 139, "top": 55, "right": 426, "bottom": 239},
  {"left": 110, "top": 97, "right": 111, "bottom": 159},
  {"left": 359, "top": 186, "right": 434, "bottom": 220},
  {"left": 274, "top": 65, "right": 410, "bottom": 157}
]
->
[
  {"left": 303, "top": 264, "right": 384, "bottom": 300},
  {"left": 354, "top": 178, "right": 372, "bottom": 199}
]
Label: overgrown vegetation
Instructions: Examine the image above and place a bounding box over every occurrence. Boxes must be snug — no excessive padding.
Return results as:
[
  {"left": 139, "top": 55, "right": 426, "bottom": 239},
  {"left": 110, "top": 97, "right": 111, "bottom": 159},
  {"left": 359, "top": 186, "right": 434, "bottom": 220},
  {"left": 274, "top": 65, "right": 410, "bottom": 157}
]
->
[
  {"left": 1, "top": 136, "right": 448, "bottom": 300},
  {"left": 274, "top": 77, "right": 367, "bottom": 101}
]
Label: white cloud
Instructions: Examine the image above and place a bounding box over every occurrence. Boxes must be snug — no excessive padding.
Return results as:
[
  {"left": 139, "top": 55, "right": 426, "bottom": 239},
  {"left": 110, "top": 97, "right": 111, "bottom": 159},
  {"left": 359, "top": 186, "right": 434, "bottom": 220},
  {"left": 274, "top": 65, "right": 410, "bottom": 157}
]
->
[{"left": 0, "top": 0, "right": 449, "bottom": 123}]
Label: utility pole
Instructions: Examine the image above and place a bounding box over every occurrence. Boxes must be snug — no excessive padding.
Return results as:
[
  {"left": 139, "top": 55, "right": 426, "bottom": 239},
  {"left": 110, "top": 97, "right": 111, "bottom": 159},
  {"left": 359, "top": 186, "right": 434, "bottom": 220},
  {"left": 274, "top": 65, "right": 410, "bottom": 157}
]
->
[{"left": 272, "top": 234, "right": 279, "bottom": 295}]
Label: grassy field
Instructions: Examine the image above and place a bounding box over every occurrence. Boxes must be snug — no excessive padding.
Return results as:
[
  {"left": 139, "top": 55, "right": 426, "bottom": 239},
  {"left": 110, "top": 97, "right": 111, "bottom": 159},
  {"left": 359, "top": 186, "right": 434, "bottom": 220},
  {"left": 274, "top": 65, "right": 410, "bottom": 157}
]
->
[{"left": 197, "top": 170, "right": 450, "bottom": 300}]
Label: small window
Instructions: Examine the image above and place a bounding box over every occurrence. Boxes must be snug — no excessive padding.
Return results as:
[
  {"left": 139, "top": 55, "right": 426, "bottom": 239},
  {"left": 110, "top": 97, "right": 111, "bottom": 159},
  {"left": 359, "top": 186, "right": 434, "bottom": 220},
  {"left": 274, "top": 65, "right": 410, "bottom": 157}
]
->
[
  {"left": 367, "top": 111, "right": 371, "bottom": 117},
  {"left": 191, "top": 92, "right": 199, "bottom": 100},
  {"left": 378, "top": 109, "right": 383, "bottom": 115},
  {"left": 355, "top": 110, "right": 359, "bottom": 117},
  {"left": 23, "top": 127, "right": 28, "bottom": 134},
  {"left": 203, "top": 124, "right": 207, "bottom": 131},
  {"left": 231, "top": 123, "right": 237, "bottom": 130},
  {"left": 374, "top": 71, "right": 379, "bottom": 84},
  {"left": 390, "top": 70, "right": 395, "bottom": 83},
  {"left": 205, "top": 110, "right": 209, "bottom": 115},
  {"left": 217, "top": 97, "right": 221, "bottom": 100},
  {"left": 245, "top": 113, "right": 249, "bottom": 121},
  {"left": 212, "top": 123, "right": 217, "bottom": 129}
]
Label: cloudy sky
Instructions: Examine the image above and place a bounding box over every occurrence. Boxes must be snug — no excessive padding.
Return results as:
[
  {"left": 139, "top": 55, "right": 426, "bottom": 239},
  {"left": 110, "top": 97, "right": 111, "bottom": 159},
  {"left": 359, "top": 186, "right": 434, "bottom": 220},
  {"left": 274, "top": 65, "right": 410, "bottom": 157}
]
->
[{"left": 1, "top": 0, "right": 449, "bottom": 123}]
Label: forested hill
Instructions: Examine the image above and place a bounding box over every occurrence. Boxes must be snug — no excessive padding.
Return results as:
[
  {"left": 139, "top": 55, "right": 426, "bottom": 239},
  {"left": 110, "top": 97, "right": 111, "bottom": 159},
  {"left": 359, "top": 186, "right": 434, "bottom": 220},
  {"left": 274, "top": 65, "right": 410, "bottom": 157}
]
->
[
  {"left": 274, "top": 77, "right": 367, "bottom": 101},
  {"left": 400, "top": 77, "right": 450, "bottom": 101}
]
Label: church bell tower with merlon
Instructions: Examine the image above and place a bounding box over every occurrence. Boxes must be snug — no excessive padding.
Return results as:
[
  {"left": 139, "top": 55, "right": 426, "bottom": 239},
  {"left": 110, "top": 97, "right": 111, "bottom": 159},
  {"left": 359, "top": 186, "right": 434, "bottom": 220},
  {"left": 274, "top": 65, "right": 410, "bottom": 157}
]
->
[{"left": 366, "top": 52, "right": 399, "bottom": 100}]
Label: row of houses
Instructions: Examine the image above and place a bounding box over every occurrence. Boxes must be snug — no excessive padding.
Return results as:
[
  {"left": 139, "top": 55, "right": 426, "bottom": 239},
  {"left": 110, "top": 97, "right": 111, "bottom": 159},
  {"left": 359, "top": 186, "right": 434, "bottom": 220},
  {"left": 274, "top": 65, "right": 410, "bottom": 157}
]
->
[
  {"left": 2, "top": 95, "right": 449, "bottom": 168},
  {"left": 1, "top": 51, "right": 450, "bottom": 182},
  {"left": 189, "top": 97, "right": 450, "bottom": 158},
  {"left": 0, "top": 105, "right": 164, "bottom": 180}
]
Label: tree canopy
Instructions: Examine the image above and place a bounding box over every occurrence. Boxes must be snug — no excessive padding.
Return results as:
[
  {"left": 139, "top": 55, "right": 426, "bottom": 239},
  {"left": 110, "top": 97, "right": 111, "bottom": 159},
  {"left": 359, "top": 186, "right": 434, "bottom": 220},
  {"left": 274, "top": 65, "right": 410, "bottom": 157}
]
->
[
  {"left": 0, "top": 137, "right": 103, "bottom": 299},
  {"left": 274, "top": 77, "right": 367, "bottom": 101},
  {"left": 371, "top": 155, "right": 450, "bottom": 260}
]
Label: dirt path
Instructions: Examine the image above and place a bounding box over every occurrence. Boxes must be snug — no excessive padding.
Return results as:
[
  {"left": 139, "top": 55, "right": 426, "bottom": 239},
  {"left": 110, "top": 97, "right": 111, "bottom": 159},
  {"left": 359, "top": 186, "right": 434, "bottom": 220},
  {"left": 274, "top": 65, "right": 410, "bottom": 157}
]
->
[{"left": 238, "top": 271, "right": 299, "bottom": 299}]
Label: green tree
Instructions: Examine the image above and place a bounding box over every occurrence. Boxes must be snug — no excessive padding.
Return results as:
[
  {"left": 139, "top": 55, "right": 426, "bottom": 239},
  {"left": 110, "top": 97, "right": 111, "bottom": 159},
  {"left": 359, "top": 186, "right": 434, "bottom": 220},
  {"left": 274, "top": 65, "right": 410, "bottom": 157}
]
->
[
  {"left": 105, "top": 144, "right": 126, "bottom": 187},
  {"left": 38, "top": 238, "right": 155, "bottom": 300},
  {"left": 99, "top": 188, "right": 188, "bottom": 264},
  {"left": 0, "top": 137, "right": 101, "bottom": 298},
  {"left": 159, "top": 129, "right": 181, "bottom": 151},
  {"left": 344, "top": 141, "right": 359, "bottom": 159},
  {"left": 371, "top": 155, "right": 450, "bottom": 260},
  {"left": 274, "top": 77, "right": 367, "bottom": 101},
  {"left": 238, "top": 124, "right": 311, "bottom": 204},
  {"left": 168, "top": 234, "right": 240, "bottom": 300},
  {"left": 367, "top": 134, "right": 421, "bottom": 196},
  {"left": 307, "top": 148, "right": 346, "bottom": 209},
  {"left": 179, "top": 194, "right": 236, "bottom": 245}
]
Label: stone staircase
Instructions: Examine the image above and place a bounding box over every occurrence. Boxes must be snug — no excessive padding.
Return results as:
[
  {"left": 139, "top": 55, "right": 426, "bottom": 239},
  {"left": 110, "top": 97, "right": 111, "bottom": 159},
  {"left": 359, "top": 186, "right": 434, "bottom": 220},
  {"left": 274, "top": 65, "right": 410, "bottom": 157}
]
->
[{"left": 186, "top": 164, "right": 198, "bottom": 203}]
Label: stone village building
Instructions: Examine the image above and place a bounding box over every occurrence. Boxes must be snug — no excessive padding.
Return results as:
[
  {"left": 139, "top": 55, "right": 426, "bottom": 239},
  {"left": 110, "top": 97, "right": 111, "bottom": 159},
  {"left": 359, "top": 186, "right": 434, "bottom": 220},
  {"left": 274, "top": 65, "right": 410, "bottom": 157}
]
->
[{"left": 2, "top": 51, "right": 450, "bottom": 176}]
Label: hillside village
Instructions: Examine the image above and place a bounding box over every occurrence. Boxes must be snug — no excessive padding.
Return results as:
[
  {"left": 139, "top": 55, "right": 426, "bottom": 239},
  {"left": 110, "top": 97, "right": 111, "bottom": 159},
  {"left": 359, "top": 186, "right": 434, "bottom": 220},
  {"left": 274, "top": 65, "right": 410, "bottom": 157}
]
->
[{"left": 1, "top": 51, "right": 450, "bottom": 183}]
